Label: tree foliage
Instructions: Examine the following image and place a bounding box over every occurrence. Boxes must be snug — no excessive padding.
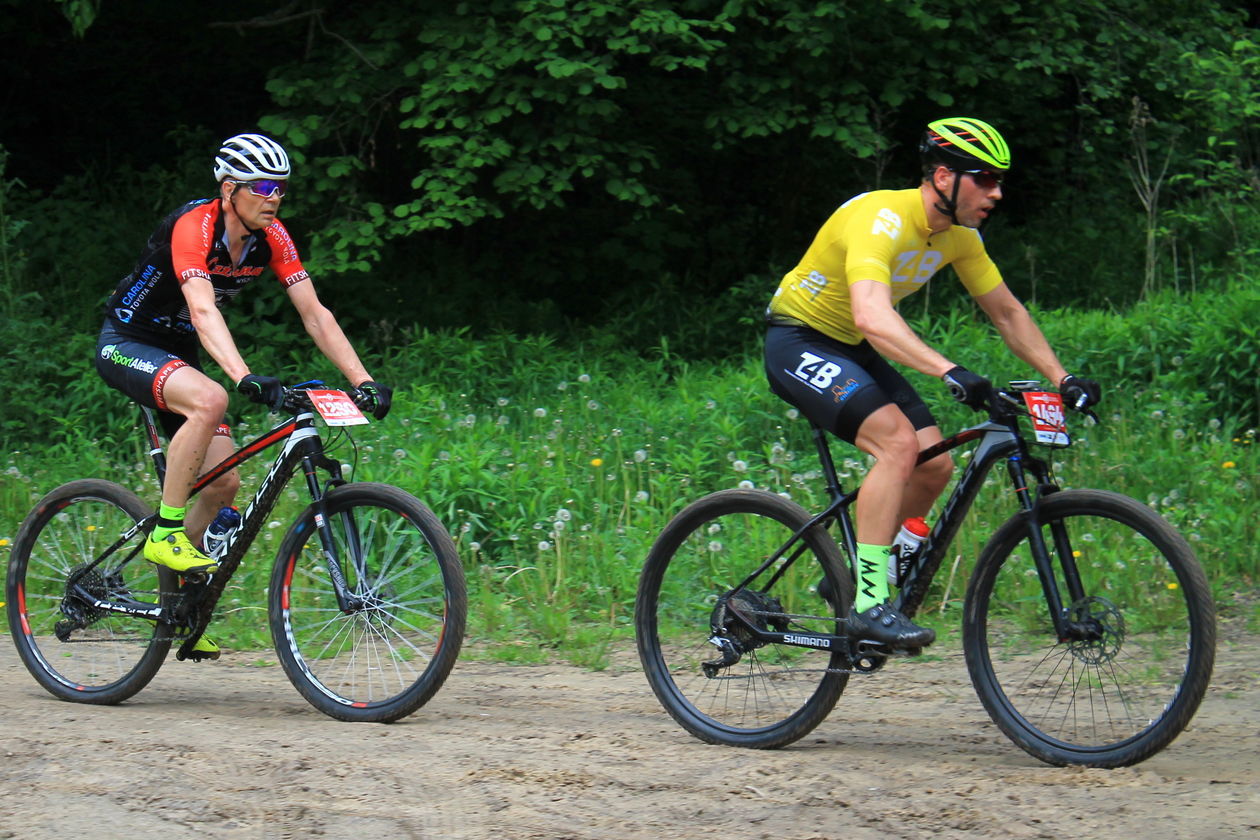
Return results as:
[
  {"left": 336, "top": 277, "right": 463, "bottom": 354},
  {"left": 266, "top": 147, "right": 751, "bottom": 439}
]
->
[{"left": 5, "top": 0, "right": 1258, "bottom": 329}]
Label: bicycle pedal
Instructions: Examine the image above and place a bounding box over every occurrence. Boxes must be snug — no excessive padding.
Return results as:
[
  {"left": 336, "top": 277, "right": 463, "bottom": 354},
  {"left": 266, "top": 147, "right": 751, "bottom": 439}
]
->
[
  {"left": 184, "top": 649, "right": 221, "bottom": 663},
  {"left": 853, "top": 639, "right": 894, "bottom": 657}
]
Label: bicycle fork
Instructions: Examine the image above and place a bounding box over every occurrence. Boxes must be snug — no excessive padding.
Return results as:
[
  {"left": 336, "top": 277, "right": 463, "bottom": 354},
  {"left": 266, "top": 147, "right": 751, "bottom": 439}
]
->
[
  {"left": 1007, "top": 455, "right": 1099, "bottom": 643},
  {"left": 296, "top": 449, "right": 370, "bottom": 614}
]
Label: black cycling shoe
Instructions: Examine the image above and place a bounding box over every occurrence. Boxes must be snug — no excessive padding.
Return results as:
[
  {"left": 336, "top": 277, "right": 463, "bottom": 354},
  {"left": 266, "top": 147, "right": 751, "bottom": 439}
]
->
[{"left": 845, "top": 603, "right": 935, "bottom": 649}]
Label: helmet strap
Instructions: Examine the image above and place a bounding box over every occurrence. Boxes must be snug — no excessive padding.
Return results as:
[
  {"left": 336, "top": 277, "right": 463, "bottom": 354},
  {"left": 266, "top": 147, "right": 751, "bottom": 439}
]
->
[
  {"left": 930, "top": 166, "right": 962, "bottom": 225},
  {"left": 224, "top": 188, "right": 264, "bottom": 236}
]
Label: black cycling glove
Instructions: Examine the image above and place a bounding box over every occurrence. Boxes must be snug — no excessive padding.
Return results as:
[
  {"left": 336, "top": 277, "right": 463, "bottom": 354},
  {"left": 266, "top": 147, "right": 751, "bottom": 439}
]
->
[
  {"left": 353, "top": 380, "right": 393, "bottom": 420},
  {"left": 236, "top": 374, "right": 285, "bottom": 410},
  {"left": 942, "top": 365, "right": 992, "bottom": 410},
  {"left": 1059, "top": 374, "right": 1102, "bottom": 411}
]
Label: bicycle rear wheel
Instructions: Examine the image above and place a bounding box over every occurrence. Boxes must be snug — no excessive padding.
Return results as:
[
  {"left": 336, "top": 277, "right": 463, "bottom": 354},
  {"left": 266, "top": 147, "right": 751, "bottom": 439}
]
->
[
  {"left": 635, "top": 489, "right": 853, "bottom": 749},
  {"left": 269, "top": 482, "right": 466, "bottom": 722},
  {"left": 5, "top": 479, "right": 176, "bottom": 704},
  {"left": 963, "top": 488, "right": 1215, "bottom": 767}
]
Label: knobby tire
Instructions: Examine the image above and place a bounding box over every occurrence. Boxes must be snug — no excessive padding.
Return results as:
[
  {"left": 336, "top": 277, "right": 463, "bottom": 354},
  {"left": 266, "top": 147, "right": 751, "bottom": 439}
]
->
[
  {"left": 269, "top": 482, "right": 466, "bottom": 722},
  {"left": 635, "top": 489, "right": 853, "bottom": 749},
  {"left": 5, "top": 479, "right": 177, "bottom": 704},
  {"left": 963, "top": 489, "right": 1215, "bottom": 767}
]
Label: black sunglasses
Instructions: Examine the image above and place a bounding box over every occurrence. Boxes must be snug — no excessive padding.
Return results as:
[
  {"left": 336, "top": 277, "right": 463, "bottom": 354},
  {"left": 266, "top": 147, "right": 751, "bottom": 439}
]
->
[{"left": 956, "top": 169, "right": 1005, "bottom": 189}]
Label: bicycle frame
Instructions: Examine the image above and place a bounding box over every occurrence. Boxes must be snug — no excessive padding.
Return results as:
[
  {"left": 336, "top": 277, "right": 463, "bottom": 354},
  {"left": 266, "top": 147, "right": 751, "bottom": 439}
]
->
[
  {"left": 67, "top": 395, "right": 369, "bottom": 659},
  {"left": 722, "top": 391, "right": 1082, "bottom": 662}
]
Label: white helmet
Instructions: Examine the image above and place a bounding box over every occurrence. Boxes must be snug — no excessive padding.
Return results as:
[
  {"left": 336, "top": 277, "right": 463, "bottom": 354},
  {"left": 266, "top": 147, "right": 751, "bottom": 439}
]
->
[{"left": 213, "top": 133, "right": 291, "bottom": 181}]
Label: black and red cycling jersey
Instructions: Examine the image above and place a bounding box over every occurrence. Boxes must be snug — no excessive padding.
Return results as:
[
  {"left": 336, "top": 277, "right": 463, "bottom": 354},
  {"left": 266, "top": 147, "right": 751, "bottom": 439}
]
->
[{"left": 104, "top": 197, "right": 310, "bottom": 341}]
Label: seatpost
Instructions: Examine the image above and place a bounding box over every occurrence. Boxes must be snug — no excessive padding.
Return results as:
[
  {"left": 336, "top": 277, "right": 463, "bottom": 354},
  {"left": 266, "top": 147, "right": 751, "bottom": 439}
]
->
[
  {"left": 139, "top": 406, "right": 168, "bottom": 490},
  {"left": 811, "top": 423, "right": 846, "bottom": 502}
]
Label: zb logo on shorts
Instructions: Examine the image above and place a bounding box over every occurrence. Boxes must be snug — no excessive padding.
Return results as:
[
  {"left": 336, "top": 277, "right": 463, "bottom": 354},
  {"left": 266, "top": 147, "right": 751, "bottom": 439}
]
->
[{"left": 789, "top": 352, "right": 860, "bottom": 403}]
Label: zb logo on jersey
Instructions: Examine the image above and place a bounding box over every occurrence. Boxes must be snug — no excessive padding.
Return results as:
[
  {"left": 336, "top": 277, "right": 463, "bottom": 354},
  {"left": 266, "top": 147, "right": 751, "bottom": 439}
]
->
[{"left": 789, "top": 352, "right": 860, "bottom": 403}]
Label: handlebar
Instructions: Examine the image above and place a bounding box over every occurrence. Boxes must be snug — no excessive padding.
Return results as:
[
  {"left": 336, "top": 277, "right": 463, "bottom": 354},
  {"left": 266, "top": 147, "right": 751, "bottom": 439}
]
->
[
  {"left": 278, "top": 381, "right": 373, "bottom": 415},
  {"left": 989, "top": 382, "right": 1098, "bottom": 426}
]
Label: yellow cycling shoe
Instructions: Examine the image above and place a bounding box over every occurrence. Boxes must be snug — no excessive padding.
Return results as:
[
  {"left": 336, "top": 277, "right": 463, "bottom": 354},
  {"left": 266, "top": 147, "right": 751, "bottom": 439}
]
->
[
  {"left": 143, "top": 531, "right": 219, "bottom": 575},
  {"left": 188, "top": 636, "right": 220, "bottom": 662}
]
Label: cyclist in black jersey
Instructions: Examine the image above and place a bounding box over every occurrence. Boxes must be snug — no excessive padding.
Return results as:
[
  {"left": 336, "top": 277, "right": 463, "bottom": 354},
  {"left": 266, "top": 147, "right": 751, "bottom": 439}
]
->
[{"left": 95, "top": 133, "right": 393, "bottom": 660}]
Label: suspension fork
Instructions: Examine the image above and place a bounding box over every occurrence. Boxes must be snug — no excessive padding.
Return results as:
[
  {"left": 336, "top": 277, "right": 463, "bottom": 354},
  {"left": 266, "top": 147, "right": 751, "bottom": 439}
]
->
[
  {"left": 1007, "top": 442, "right": 1087, "bottom": 639},
  {"left": 296, "top": 442, "right": 363, "bottom": 612}
]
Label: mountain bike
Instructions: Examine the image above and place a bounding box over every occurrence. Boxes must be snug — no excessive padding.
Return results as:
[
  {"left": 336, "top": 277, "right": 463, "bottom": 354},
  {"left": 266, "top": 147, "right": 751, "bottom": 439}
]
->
[
  {"left": 634, "top": 381, "right": 1215, "bottom": 767},
  {"left": 6, "top": 383, "right": 466, "bottom": 723}
]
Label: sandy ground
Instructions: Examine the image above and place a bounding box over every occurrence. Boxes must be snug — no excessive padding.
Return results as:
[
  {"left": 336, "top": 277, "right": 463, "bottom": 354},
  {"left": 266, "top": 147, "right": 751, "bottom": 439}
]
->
[{"left": 0, "top": 632, "right": 1255, "bottom": 840}]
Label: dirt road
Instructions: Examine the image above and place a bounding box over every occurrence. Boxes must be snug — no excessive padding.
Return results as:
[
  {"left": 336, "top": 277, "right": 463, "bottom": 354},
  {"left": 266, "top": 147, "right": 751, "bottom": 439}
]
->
[{"left": 0, "top": 633, "right": 1255, "bottom": 840}]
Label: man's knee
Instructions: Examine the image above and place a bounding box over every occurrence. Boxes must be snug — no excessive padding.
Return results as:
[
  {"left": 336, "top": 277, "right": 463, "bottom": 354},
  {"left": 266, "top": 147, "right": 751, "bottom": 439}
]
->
[
  {"left": 204, "top": 468, "right": 241, "bottom": 499},
  {"left": 917, "top": 451, "right": 955, "bottom": 490}
]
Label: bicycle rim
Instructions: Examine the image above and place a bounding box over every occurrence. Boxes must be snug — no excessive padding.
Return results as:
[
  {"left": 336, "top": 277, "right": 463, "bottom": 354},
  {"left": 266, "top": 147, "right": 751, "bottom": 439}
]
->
[
  {"left": 6, "top": 480, "right": 173, "bottom": 704},
  {"left": 636, "top": 489, "right": 851, "bottom": 749},
  {"left": 270, "top": 483, "right": 466, "bottom": 722},
  {"left": 964, "top": 489, "right": 1215, "bottom": 767}
]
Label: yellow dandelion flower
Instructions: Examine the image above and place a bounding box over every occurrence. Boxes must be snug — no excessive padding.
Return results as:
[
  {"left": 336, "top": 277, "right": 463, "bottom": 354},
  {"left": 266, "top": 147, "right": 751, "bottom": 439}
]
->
[
  {"left": 1072, "top": 550, "right": 1082, "bottom": 558},
  {"left": 85, "top": 525, "right": 96, "bottom": 532},
  {"left": 590, "top": 458, "right": 604, "bottom": 467},
  {"left": 0, "top": 539, "right": 8, "bottom": 547},
  {"left": 1166, "top": 582, "right": 1179, "bottom": 590},
  {"left": 1222, "top": 461, "right": 1236, "bottom": 469}
]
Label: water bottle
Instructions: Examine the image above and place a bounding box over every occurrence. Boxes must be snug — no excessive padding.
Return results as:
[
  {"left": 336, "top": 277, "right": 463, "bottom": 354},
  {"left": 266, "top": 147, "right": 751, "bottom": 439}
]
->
[
  {"left": 888, "top": 516, "right": 930, "bottom": 587},
  {"left": 203, "top": 506, "right": 241, "bottom": 561}
]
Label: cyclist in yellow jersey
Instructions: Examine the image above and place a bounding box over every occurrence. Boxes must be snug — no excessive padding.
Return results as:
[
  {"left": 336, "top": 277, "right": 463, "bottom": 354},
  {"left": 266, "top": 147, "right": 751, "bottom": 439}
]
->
[{"left": 764, "top": 117, "right": 1101, "bottom": 649}]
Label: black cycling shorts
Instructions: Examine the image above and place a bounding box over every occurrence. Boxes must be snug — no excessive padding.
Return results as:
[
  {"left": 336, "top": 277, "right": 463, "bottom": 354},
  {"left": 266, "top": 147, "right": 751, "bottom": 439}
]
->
[
  {"left": 95, "top": 320, "right": 229, "bottom": 440},
  {"left": 764, "top": 324, "right": 936, "bottom": 443}
]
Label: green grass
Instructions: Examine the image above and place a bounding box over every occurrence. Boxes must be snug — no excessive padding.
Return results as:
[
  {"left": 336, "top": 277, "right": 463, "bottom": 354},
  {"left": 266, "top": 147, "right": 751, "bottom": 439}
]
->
[{"left": 0, "top": 330, "right": 1255, "bottom": 666}]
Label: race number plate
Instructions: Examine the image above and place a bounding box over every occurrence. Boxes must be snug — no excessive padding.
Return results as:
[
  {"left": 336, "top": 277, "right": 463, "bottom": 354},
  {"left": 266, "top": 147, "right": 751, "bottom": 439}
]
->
[
  {"left": 1022, "top": 391, "right": 1069, "bottom": 446},
  {"left": 308, "top": 389, "right": 369, "bottom": 426}
]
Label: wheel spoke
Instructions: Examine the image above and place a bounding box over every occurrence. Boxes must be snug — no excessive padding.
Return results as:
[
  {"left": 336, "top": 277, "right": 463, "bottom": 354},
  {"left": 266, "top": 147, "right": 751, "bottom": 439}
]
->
[
  {"left": 636, "top": 489, "right": 851, "bottom": 748},
  {"left": 270, "top": 484, "right": 464, "bottom": 722},
  {"left": 966, "top": 489, "right": 1214, "bottom": 766},
  {"left": 6, "top": 481, "right": 173, "bottom": 704}
]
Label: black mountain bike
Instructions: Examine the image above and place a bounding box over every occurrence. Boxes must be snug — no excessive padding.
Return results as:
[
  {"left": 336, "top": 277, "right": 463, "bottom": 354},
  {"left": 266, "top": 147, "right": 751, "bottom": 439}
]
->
[
  {"left": 635, "top": 382, "right": 1215, "bottom": 767},
  {"left": 6, "top": 383, "right": 466, "bottom": 723}
]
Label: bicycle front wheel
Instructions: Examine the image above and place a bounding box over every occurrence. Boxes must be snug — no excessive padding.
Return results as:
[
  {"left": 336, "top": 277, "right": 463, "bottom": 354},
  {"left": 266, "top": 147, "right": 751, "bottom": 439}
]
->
[
  {"left": 963, "top": 488, "right": 1215, "bottom": 767},
  {"left": 269, "top": 482, "right": 466, "bottom": 722},
  {"left": 5, "top": 479, "right": 176, "bottom": 704},
  {"left": 635, "top": 489, "right": 853, "bottom": 749}
]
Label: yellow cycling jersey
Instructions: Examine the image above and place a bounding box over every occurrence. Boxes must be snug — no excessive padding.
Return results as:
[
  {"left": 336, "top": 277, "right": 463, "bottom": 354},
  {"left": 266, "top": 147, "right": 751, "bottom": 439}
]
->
[{"left": 767, "top": 187, "right": 1003, "bottom": 344}]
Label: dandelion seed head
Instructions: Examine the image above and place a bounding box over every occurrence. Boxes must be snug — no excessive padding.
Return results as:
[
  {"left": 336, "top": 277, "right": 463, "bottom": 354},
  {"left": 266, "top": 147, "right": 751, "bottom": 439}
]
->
[{"left": 534, "top": 407, "right": 547, "bottom": 418}]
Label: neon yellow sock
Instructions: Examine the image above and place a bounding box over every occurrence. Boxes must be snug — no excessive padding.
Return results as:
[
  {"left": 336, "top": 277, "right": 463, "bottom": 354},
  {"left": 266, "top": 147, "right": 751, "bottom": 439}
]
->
[
  {"left": 853, "top": 543, "right": 891, "bottom": 612},
  {"left": 151, "top": 503, "right": 187, "bottom": 542}
]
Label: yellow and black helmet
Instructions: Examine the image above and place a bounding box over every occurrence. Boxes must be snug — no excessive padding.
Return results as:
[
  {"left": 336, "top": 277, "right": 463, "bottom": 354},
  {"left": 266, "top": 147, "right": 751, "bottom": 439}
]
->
[{"left": 919, "top": 117, "right": 1012, "bottom": 171}]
